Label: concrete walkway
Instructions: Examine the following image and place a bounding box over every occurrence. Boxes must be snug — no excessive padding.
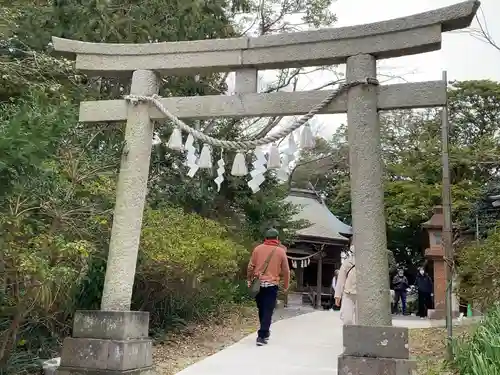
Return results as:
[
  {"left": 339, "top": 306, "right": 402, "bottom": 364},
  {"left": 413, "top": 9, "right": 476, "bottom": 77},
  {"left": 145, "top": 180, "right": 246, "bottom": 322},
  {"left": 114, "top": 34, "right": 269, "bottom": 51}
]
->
[{"left": 174, "top": 310, "right": 464, "bottom": 375}]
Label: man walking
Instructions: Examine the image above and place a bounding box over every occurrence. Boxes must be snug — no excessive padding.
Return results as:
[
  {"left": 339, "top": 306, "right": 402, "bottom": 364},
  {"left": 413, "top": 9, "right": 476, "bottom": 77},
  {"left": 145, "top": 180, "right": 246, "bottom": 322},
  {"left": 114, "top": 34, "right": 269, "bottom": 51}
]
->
[
  {"left": 247, "top": 228, "right": 290, "bottom": 346},
  {"left": 392, "top": 269, "right": 409, "bottom": 315},
  {"left": 415, "top": 267, "right": 433, "bottom": 318}
]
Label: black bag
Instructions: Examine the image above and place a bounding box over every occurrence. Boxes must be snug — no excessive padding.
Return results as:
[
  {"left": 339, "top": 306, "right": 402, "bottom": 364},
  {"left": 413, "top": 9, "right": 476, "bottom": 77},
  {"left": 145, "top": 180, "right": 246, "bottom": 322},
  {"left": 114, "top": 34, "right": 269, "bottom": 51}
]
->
[
  {"left": 346, "top": 264, "right": 355, "bottom": 279},
  {"left": 249, "top": 247, "right": 277, "bottom": 298}
]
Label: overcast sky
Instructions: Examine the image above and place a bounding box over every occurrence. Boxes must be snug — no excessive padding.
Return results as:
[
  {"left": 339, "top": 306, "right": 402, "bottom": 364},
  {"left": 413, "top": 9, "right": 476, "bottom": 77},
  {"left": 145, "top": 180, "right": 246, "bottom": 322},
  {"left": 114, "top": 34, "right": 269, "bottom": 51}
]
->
[
  {"left": 334, "top": 0, "right": 499, "bottom": 82},
  {"left": 240, "top": 0, "right": 500, "bottom": 140}
]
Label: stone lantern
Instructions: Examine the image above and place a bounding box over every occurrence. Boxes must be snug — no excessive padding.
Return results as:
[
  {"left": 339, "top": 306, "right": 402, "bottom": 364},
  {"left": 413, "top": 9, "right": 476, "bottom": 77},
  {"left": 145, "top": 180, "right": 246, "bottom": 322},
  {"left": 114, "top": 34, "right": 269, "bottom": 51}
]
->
[{"left": 422, "top": 205, "right": 459, "bottom": 319}]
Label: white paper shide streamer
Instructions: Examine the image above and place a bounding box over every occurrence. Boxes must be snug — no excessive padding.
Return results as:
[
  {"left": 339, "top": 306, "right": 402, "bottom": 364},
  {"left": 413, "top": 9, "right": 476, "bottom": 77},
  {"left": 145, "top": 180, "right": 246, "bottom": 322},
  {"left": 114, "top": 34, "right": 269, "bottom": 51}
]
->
[
  {"left": 126, "top": 80, "right": 376, "bottom": 193},
  {"left": 267, "top": 143, "right": 281, "bottom": 169},
  {"left": 184, "top": 135, "right": 199, "bottom": 178},
  {"left": 248, "top": 147, "right": 267, "bottom": 193},
  {"left": 167, "top": 127, "right": 183, "bottom": 151},
  {"left": 197, "top": 144, "right": 212, "bottom": 169},
  {"left": 214, "top": 150, "right": 225, "bottom": 192},
  {"left": 277, "top": 153, "right": 290, "bottom": 181},
  {"left": 300, "top": 124, "right": 316, "bottom": 149},
  {"left": 288, "top": 255, "right": 314, "bottom": 269},
  {"left": 288, "top": 132, "right": 297, "bottom": 155},
  {"left": 231, "top": 151, "right": 248, "bottom": 177}
]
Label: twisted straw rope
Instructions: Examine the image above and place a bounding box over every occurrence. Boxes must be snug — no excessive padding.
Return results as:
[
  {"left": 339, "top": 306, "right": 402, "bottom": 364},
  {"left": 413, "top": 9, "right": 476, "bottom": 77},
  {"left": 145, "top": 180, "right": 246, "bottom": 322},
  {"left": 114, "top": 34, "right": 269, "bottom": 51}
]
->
[
  {"left": 124, "top": 78, "right": 379, "bottom": 151},
  {"left": 287, "top": 250, "right": 322, "bottom": 261}
]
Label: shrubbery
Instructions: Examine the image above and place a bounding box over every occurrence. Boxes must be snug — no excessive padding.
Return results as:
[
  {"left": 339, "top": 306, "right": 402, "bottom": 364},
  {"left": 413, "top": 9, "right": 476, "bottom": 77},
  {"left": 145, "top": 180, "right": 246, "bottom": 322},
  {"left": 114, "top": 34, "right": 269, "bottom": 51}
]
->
[
  {"left": 0, "top": 93, "right": 261, "bottom": 370},
  {"left": 134, "top": 207, "right": 250, "bottom": 333},
  {"left": 452, "top": 224, "right": 500, "bottom": 374},
  {"left": 456, "top": 228, "right": 500, "bottom": 310},
  {"left": 0, "top": 72, "right": 293, "bottom": 375},
  {"left": 0, "top": 217, "right": 95, "bottom": 373},
  {"left": 452, "top": 305, "right": 500, "bottom": 375},
  {"left": 0, "top": 205, "right": 254, "bottom": 374}
]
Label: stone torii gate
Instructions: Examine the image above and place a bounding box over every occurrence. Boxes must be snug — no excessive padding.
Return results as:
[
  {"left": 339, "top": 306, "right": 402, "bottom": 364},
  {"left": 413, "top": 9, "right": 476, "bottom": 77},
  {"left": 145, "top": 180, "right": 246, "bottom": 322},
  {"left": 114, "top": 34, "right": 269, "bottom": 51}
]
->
[{"left": 52, "top": 1, "right": 479, "bottom": 374}]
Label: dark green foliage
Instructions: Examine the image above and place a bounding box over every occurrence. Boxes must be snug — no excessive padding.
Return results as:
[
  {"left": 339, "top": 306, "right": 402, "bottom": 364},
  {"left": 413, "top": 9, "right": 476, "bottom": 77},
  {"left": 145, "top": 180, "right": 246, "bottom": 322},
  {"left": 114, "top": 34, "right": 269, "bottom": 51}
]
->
[
  {"left": 463, "top": 179, "right": 500, "bottom": 240},
  {"left": 456, "top": 228, "right": 500, "bottom": 310},
  {"left": 0, "top": 0, "right": 341, "bottom": 372},
  {"left": 452, "top": 305, "right": 500, "bottom": 374}
]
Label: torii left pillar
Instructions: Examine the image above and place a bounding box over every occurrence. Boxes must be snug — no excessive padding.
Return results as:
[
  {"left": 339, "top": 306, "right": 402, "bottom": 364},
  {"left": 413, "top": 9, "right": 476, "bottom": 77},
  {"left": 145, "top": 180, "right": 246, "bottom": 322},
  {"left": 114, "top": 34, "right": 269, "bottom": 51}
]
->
[{"left": 57, "top": 70, "right": 159, "bottom": 375}]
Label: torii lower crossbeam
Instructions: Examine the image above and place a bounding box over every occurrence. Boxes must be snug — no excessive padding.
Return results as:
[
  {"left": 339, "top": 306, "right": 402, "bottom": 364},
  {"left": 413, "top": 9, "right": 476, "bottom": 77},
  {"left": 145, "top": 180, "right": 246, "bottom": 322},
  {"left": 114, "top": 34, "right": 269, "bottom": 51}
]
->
[{"left": 78, "top": 81, "right": 446, "bottom": 123}]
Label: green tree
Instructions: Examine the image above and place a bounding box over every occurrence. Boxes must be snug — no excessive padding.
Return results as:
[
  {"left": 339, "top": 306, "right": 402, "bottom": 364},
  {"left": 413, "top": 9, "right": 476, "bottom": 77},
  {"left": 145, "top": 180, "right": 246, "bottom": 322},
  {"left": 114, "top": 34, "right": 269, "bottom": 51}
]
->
[
  {"left": 0, "top": 0, "right": 339, "bottom": 371},
  {"left": 291, "top": 80, "right": 500, "bottom": 268},
  {"left": 456, "top": 227, "right": 500, "bottom": 310},
  {"left": 463, "top": 179, "right": 500, "bottom": 239}
]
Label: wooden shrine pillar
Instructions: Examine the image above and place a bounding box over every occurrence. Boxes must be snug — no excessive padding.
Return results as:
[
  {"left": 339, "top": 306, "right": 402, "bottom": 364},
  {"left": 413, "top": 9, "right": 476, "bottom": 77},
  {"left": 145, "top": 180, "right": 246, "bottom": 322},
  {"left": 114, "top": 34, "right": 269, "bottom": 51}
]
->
[
  {"left": 296, "top": 263, "right": 304, "bottom": 289},
  {"left": 316, "top": 252, "right": 324, "bottom": 309}
]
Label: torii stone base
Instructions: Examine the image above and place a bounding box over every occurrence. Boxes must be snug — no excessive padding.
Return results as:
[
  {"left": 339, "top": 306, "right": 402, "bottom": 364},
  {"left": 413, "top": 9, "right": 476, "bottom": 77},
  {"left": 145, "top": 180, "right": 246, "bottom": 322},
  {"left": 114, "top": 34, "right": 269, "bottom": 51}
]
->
[
  {"left": 57, "top": 311, "right": 154, "bottom": 375},
  {"left": 338, "top": 325, "right": 416, "bottom": 375}
]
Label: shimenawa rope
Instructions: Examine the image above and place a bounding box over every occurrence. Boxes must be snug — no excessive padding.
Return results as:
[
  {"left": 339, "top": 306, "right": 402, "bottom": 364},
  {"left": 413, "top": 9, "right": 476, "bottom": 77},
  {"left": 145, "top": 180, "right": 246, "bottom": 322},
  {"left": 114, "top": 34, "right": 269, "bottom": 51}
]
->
[
  {"left": 123, "top": 77, "right": 378, "bottom": 192},
  {"left": 124, "top": 78, "right": 379, "bottom": 151}
]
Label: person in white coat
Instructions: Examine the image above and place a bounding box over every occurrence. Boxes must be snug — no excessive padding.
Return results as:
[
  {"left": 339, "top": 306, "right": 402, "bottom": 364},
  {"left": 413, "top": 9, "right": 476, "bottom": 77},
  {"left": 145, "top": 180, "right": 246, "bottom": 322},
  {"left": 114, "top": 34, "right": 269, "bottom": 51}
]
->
[
  {"left": 334, "top": 242, "right": 356, "bottom": 325},
  {"left": 332, "top": 269, "right": 339, "bottom": 290},
  {"left": 330, "top": 269, "right": 340, "bottom": 311}
]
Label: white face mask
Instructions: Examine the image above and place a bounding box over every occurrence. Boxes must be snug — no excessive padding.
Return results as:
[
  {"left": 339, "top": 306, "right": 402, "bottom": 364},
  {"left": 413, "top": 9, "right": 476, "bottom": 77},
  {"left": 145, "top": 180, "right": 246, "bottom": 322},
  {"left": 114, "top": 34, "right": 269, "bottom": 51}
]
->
[{"left": 419, "top": 270, "right": 425, "bottom": 275}]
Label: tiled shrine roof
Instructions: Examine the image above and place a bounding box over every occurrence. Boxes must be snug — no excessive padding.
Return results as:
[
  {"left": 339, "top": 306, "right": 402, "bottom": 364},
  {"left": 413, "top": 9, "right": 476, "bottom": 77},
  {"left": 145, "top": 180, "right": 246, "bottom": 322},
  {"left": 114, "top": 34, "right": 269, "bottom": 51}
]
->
[{"left": 285, "top": 188, "right": 351, "bottom": 242}]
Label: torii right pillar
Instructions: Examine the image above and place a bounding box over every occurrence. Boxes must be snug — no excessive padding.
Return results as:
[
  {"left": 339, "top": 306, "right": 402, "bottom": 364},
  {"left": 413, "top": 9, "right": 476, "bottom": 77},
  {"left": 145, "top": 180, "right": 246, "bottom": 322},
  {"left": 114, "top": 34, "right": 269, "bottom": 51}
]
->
[
  {"left": 338, "top": 2, "right": 479, "bottom": 374},
  {"left": 423, "top": 206, "right": 460, "bottom": 320}
]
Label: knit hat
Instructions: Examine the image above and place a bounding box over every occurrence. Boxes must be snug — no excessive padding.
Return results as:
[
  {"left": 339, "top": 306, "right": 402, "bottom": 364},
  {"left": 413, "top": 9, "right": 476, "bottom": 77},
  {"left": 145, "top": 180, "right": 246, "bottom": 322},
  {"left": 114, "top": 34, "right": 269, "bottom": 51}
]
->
[{"left": 265, "top": 228, "right": 279, "bottom": 239}]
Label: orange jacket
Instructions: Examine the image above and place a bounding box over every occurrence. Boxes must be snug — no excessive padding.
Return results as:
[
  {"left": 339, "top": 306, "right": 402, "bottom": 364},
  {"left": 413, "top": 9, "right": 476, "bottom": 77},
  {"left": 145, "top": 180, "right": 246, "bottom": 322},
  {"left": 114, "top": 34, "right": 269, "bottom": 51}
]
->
[{"left": 247, "top": 242, "right": 290, "bottom": 289}]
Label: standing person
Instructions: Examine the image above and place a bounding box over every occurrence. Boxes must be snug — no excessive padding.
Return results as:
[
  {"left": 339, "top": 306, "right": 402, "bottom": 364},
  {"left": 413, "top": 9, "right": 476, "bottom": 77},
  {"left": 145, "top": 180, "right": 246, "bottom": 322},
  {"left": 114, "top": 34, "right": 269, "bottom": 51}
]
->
[
  {"left": 332, "top": 269, "right": 339, "bottom": 290},
  {"left": 334, "top": 240, "right": 356, "bottom": 325},
  {"left": 390, "top": 289, "right": 396, "bottom": 313},
  {"left": 330, "top": 269, "right": 339, "bottom": 311},
  {"left": 247, "top": 228, "right": 290, "bottom": 346},
  {"left": 392, "top": 269, "right": 409, "bottom": 315},
  {"left": 415, "top": 267, "right": 433, "bottom": 318}
]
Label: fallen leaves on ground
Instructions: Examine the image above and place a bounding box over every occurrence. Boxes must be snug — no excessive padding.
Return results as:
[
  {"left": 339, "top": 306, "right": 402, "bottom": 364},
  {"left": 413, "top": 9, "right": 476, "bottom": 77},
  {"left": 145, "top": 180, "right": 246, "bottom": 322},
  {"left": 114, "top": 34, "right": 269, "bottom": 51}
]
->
[
  {"left": 409, "top": 325, "right": 472, "bottom": 375},
  {"left": 153, "top": 305, "right": 258, "bottom": 375}
]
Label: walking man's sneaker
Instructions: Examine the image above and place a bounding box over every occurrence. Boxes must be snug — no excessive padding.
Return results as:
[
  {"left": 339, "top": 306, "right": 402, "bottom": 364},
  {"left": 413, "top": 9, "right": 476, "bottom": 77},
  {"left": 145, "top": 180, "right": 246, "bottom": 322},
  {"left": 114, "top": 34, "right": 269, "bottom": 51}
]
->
[{"left": 256, "top": 337, "right": 267, "bottom": 346}]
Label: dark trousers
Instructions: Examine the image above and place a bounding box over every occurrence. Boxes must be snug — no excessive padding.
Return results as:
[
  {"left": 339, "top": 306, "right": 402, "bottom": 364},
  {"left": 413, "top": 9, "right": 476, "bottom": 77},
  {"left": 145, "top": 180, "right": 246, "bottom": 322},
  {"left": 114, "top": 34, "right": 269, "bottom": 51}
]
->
[
  {"left": 394, "top": 290, "right": 407, "bottom": 314},
  {"left": 255, "top": 285, "right": 278, "bottom": 339},
  {"left": 417, "top": 291, "right": 432, "bottom": 317}
]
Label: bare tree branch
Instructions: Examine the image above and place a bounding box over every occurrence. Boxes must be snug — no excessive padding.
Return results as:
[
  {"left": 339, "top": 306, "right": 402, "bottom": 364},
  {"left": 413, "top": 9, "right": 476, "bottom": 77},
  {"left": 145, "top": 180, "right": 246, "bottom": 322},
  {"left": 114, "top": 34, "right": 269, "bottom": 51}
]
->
[
  {"left": 453, "top": 7, "right": 499, "bottom": 52},
  {"left": 287, "top": 151, "right": 346, "bottom": 189},
  {"left": 473, "top": 7, "right": 499, "bottom": 52}
]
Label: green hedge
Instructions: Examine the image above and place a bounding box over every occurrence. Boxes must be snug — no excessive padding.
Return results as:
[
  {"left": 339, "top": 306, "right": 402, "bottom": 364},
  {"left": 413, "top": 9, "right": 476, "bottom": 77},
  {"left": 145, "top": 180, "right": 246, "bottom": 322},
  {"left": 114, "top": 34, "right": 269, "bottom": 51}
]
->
[{"left": 452, "top": 305, "right": 500, "bottom": 375}]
